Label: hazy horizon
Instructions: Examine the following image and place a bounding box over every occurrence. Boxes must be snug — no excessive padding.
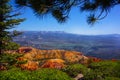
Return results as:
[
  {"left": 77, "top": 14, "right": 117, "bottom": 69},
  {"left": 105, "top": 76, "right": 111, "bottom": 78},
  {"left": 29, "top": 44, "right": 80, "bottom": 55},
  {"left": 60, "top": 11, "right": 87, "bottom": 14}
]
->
[{"left": 12, "top": 30, "right": 120, "bottom": 35}]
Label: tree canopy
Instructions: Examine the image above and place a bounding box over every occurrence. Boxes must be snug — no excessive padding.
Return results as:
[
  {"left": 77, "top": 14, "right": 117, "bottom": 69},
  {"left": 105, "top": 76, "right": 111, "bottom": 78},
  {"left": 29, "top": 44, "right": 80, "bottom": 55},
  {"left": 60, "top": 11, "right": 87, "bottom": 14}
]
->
[{"left": 15, "top": 0, "right": 120, "bottom": 24}]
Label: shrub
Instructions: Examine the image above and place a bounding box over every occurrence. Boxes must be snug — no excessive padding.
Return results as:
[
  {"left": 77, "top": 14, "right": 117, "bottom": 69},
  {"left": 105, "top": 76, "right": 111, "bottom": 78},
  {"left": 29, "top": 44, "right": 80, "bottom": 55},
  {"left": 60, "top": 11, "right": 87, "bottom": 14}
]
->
[
  {"left": 84, "top": 61, "right": 120, "bottom": 80},
  {"left": 89, "top": 61, "right": 119, "bottom": 77},
  {"left": 31, "top": 68, "right": 73, "bottom": 80},
  {"left": 62, "top": 64, "right": 88, "bottom": 77},
  {"left": 113, "top": 61, "right": 120, "bottom": 77},
  {"left": 0, "top": 68, "right": 73, "bottom": 80},
  {"left": 84, "top": 69, "right": 103, "bottom": 80},
  {"left": 104, "top": 77, "right": 120, "bottom": 80},
  {"left": 0, "top": 68, "right": 31, "bottom": 80}
]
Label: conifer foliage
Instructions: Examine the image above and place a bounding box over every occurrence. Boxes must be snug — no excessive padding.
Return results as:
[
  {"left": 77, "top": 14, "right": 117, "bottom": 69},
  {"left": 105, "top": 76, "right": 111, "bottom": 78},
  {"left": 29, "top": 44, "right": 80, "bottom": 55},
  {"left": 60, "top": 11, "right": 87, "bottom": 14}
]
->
[
  {"left": 0, "top": 0, "right": 24, "bottom": 54},
  {"left": 15, "top": 0, "right": 120, "bottom": 24}
]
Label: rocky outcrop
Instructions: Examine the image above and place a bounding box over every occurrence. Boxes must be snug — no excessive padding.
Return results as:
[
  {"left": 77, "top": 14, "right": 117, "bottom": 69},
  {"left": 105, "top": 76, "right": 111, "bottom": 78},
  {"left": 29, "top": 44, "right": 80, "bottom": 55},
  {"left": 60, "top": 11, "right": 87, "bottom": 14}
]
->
[
  {"left": 74, "top": 74, "right": 84, "bottom": 80},
  {"left": 18, "top": 47, "right": 88, "bottom": 63},
  {"left": 17, "top": 47, "right": 33, "bottom": 53},
  {"left": 20, "top": 61, "right": 39, "bottom": 70},
  {"left": 17, "top": 47, "right": 89, "bottom": 70},
  {"left": 41, "top": 59, "right": 65, "bottom": 69}
]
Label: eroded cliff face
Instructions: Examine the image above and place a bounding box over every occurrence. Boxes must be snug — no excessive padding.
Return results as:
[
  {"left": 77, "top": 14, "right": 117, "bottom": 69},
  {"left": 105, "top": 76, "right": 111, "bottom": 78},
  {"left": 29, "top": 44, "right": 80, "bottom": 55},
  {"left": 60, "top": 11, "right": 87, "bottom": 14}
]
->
[
  {"left": 17, "top": 47, "right": 89, "bottom": 70},
  {"left": 41, "top": 59, "right": 65, "bottom": 69},
  {"left": 18, "top": 47, "right": 88, "bottom": 62}
]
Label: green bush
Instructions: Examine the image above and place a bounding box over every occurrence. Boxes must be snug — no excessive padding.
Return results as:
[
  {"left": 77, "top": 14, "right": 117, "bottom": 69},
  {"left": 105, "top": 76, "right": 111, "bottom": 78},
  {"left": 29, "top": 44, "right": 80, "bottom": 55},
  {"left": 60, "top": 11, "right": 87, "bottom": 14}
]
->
[
  {"left": 84, "top": 69, "right": 103, "bottom": 80},
  {"left": 84, "top": 61, "right": 120, "bottom": 80},
  {"left": 104, "top": 77, "right": 120, "bottom": 80},
  {"left": 0, "top": 68, "right": 31, "bottom": 80},
  {"left": 113, "top": 61, "right": 120, "bottom": 77},
  {"left": 32, "top": 68, "right": 73, "bottom": 80},
  {"left": 62, "top": 64, "right": 88, "bottom": 77},
  {"left": 0, "top": 68, "right": 73, "bottom": 80},
  {"left": 89, "top": 61, "right": 119, "bottom": 77}
]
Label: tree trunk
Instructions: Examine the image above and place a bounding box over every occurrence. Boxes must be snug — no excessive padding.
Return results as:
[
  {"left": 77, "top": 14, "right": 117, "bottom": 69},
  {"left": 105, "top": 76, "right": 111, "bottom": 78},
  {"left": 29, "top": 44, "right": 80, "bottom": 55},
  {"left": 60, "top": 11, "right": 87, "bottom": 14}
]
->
[{"left": 0, "top": 14, "right": 4, "bottom": 55}]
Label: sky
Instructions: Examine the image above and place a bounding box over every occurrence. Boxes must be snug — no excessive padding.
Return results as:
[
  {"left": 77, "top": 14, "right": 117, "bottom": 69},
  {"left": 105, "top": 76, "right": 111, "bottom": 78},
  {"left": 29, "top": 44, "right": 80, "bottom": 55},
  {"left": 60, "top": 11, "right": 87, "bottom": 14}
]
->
[{"left": 12, "top": 5, "right": 120, "bottom": 35}]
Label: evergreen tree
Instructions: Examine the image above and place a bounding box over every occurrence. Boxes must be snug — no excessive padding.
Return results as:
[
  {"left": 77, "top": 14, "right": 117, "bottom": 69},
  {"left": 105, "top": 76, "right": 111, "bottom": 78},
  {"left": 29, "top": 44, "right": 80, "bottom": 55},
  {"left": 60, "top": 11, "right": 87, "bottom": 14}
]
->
[
  {"left": 15, "top": 0, "right": 120, "bottom": 24},
  {"left": 80, "top": 0, "right": 120, "bottom": 25},
  {"left": 15, "top": 0, "right": 75, "bottom": 23},
  {"left": 0, "top": 0, "right": 24, "bottom": 54}
]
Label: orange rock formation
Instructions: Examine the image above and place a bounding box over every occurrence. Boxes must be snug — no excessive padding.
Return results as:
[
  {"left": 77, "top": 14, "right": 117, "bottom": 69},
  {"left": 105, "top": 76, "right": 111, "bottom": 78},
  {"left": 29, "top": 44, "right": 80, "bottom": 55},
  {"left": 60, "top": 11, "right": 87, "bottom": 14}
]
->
[
  {"left": 17, "top": 47, "right": 89, "bottom": 70},
  {"left": 41, "top": 59, "right": 65, "bottom": 69}
]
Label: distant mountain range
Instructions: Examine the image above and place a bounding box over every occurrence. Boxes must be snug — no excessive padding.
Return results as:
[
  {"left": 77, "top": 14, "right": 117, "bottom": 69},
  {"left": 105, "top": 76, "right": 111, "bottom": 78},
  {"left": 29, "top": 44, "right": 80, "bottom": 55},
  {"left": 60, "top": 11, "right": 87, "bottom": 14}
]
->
[{"left": 13, "top": 31, "right": 120, "bottom": 59}]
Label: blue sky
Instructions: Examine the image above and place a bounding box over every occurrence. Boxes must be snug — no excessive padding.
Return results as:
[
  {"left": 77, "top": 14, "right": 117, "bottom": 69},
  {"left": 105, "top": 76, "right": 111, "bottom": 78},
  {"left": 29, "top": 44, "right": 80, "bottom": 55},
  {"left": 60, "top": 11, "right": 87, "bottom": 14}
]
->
[{"left": 12, "top": 5, "right": 120, "bottom": 35}]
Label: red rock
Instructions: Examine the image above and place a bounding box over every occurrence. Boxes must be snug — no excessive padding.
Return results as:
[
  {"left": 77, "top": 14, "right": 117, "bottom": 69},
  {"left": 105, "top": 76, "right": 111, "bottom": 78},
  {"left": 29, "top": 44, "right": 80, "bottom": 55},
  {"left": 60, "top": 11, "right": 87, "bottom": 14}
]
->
[
  {"left": 17, "top": 47, "right": 32, "bottom": 53},
  {"left": 41, "top": 59, "right": 65, "bottom": 69},
  {"left": 20, "top": 61, "right": 39, "bottom": 70}
]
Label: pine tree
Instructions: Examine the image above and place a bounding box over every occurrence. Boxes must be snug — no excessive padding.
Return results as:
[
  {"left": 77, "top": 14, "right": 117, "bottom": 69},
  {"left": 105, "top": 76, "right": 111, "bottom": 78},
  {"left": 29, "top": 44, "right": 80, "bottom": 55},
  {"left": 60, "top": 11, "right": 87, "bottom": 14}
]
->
[
  {"left": 0, "top": 0, "right": 24, "bottom": 54},
  {"left": 15, "top": 0, "right": 120, "bottom": 24}
]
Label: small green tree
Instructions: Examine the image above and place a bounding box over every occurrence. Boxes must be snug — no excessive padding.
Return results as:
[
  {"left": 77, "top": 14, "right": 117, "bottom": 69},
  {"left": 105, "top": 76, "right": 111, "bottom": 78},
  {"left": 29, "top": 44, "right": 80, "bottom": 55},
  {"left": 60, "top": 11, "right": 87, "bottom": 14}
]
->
[
  {"left": 0, "top": 53, "right": 26, "bottom": 69},
  {"left": 0, "top": 0, "right": 24, "bottom": 54}
]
